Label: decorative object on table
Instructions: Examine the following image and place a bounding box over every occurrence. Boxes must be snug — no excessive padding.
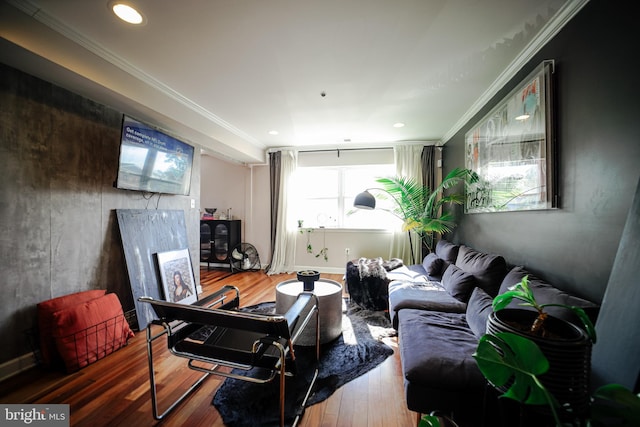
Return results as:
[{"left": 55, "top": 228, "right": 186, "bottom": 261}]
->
[
  {"left": 465, "top": 60, "right": 557, "bottom": 213},
  {"left": 202, "top": 208, "right": 217, "bottom": 219},
  {"left": 297, "top": 270, "right": 320, "bottom": 291},
  {"left": 230, "top": 242, "right": 261, "bottom": 272},
  {"left": 212, "top": 299, "right": 395, "bottom": 427},
  {"left": 474, "top": 275, "right": 598, "bottom": 424},
  {"left": 156, "top": 248, "right": 197, "bottom": 305},
  {"left": 354, "top": 167, "right": 476, "bottom": 259}
]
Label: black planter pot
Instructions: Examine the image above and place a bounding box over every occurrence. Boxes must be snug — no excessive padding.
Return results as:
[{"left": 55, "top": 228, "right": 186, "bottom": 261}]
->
[
  {"left": 487, "top": 309, "right": 592, "bottom": 418},
  {"left": 297, "top": 270, "right": 320, "bottom": 291}
]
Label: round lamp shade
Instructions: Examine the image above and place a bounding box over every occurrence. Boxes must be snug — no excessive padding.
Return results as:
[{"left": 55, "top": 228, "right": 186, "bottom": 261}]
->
[{"left": 354, "top": 191, "right": 376, "bottom": 209}]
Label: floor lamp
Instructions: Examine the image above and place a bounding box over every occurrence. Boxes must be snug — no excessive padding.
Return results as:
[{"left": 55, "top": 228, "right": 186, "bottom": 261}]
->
[{"left": 353, "top": 189, "right": 417, "bottom": 265}]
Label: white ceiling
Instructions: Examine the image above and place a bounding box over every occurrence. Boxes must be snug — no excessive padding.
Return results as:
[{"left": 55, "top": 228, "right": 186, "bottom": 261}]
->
[{"left": 0, "top": 0, "right": 587, "bottom": 164}]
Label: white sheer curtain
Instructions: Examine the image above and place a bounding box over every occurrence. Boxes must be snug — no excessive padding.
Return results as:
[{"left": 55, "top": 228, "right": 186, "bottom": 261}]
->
[
  {"left": 267, "top": 150, "right": 298, "bottom": 275},
  {"left": 390, "top": 145, "right": 423, "bottom": 264}
]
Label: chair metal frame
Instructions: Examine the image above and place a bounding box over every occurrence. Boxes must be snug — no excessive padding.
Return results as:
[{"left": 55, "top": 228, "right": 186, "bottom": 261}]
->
[{"left": 139, "top": 285, "right": 319, "bottom": 427}]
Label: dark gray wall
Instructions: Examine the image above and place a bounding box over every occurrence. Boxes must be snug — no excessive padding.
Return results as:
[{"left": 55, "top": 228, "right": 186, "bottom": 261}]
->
[
  {"left": 444, "top": 0, "right": 640, "bottom": 304},
  {"left": 591, "top": 177, "right": 640, "bottom": 391},
  {"left": 0, "top": 63, "right": 201, "bottom": 365}
]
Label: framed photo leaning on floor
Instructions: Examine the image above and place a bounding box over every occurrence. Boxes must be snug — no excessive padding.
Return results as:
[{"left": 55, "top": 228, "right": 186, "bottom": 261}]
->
[{"left": 157, "top": 248, "right": 197, "bottom": 305}]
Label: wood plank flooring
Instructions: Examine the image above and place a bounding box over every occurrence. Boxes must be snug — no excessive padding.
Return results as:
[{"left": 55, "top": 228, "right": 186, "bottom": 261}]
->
[{"left": 0, "top": 269, "right": 416, "bottom": 427}]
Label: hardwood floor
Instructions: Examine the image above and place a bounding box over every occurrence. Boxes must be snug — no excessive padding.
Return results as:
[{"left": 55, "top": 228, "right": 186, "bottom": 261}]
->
[{"left": 0, "top": 269, "right": 416, "bottom": 427}]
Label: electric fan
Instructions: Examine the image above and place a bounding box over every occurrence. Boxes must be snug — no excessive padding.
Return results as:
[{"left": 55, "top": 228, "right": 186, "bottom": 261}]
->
[{"left": 230, "top": 243, "right": 261, "bottom": 272}]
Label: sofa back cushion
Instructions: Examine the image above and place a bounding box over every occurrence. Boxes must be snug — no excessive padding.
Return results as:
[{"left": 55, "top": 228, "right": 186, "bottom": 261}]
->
[
  {"left": 435, "top": 239, "right": 460, "bottom": 263},
  {"left": 498, "top": 266, "right": 600, "bottom": 325},
  {"left": 441, "top": 264, "right": 477, "bottom": 302},
  {"left": 455, "top": 245, "right": 507, "bottom": 296},
  {"left": 422, "top": 253, "right": 445, "bottom": 277},
  {"left": 466, "top": 287, "right": 495, "bottom": 339}
]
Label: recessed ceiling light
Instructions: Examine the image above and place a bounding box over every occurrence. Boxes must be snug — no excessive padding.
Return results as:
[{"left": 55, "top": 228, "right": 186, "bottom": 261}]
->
[
  {"left": 111, "top": 2, "right": 145, "bottom": 25},
  {"left": 393, "top": 122, "right": 405, "bottom": 128},
  {"left": 268, "top": 130, "right": 279, "bottom": 135},
  {"left": 515, "top": 114, "right": 530, "bottom": 121}
]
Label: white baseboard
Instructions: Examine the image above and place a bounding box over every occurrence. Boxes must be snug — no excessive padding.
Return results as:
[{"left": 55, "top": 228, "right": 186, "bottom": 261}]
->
[{"left": 0, "top": 352, "right": 37, "bottom": 383}]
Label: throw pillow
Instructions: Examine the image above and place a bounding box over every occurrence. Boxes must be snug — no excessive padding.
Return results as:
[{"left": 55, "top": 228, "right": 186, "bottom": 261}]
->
[
  {"left": 52, "top": 293, "right": 135, "bottom": 372},
  {"left": 441, "top": 264, "right": 477, "bottom": 302},
  {"left": 37, "top": 289, "right": 107, "bottom": 367},
  {"left": 455, "top": 245, "right": 507, "bottom": 296},
  {"left": 466, "top": 287, "right": 495, "bottom": 339},
  {"left": 435, "top": 239, "right": 460, "bottom": 263},
  {"left": 422, "top": 253, "right": 444, "bottom": 276}
]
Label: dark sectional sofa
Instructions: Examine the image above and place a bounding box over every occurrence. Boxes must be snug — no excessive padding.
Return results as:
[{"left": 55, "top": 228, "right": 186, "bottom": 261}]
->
[{"left": 383, "top": 240, "right": 599, "bottom": 424}]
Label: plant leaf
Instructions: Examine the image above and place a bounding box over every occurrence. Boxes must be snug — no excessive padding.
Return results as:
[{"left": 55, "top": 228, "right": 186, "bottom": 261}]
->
[
  {"left": 538, "top": 303, "right": 597, "bottom": 343},
  {"left": 474, "top": 332, "right": 551, "bottom": 406},
  {"left": 569, "top": 305, "right": 597, "bottom": 343},
  {"left": 591, "top": 384, "right": 640, "bottom": 425},
  {"left": 492, "top": 290, "right": 519, "bottom": 311},
  {"left": 418, "top": 415, "right": 441, "bottom": 427},
  {"left": 492, "top": 276, "right": 539, "bottom": 312}
]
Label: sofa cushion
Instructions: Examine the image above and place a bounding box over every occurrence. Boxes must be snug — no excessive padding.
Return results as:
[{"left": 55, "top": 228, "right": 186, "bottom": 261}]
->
[
  {"left": 498, "top": 266, "right": 600, "bottom": 325},
  {"left": 398, "top": 309, "right": 485, "bottom": 392},
  {"left": 455, "top": 245, "right": 507, "bottom": 296},
  {"left": 435, "top": 239, "right": 460, "bottom": 263},
  {"left": 52, "top": 293, "right": 135, "bottom": 372},
  {"left": 466, "top": 287, "right": 495, "bottom": 339},
  {"left": 37, "top": 289, "right": 107, "bottom": 367},
  {"left": 422, "top": 253, "right": 445, "bottom": 277},
  {"left": 441, "top": 264, "right": 477, "bottom": 302},
  {"left": 388, "top": 280, "right": 466, "bottom": 329}
]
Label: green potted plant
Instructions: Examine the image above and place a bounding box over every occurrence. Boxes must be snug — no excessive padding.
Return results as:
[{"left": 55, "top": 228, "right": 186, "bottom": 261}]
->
[
  {"left": 419, "top": 412, "right": 460, "bottom": 427},
  {"left": 490, "top": 275, "right": 596, "bottom": 341},
  {"left": 474, "top": 331, "right": 640, "bottom": 426},
  {"left": 375, "top": 167, "right": 477, "bottom": 255},
  {"left": 474, "top": 276, "right": 640, "bottom": 426}
]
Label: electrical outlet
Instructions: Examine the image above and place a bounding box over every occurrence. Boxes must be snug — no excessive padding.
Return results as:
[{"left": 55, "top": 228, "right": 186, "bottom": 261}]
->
[{"left": 345, "top": 248, "right": 350, "bottom": 255}]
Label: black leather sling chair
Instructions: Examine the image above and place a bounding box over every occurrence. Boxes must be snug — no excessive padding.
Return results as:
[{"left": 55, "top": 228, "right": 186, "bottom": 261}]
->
[{"left": 139, "top": 285, "right": 319, "bottom": 427}]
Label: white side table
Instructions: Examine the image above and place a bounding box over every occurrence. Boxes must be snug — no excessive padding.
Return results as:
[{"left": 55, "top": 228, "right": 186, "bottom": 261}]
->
[{"left": 275, "top": 278, "right": 343, "bottom": 346}]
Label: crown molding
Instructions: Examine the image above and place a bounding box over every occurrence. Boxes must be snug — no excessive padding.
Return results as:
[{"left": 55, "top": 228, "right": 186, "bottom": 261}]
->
[
  {"left": 7, "top": 0, "right": 260, "bottom": 146},
  {"left": 441, "top": 0, "right": 590, "bottom": 143}
]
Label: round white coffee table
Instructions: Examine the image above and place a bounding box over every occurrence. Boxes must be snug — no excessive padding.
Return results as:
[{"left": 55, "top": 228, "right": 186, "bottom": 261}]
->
[{"left": 275, "top": 278, "right": 343, "bottom": 346}]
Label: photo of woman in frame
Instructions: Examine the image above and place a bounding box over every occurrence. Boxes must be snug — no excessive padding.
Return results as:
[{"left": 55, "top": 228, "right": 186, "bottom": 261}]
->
[{"left": 157, "top": 249, "right": 197, "bottom": 305}]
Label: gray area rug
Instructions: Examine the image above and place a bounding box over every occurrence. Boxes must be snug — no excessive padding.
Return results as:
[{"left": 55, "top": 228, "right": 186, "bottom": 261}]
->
[{"left": 211, "top": 299, "right": 396, "bottom": 427}]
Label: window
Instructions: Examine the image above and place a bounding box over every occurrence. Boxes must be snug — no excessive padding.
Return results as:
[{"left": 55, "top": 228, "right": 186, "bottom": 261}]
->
[{"left": 291, "top": 163, "right": 400, "bottom": 229}]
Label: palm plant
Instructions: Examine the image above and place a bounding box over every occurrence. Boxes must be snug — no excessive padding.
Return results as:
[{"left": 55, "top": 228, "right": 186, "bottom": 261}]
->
[{"left": 375, "top": 167, "right": 477, "bottom": 254}]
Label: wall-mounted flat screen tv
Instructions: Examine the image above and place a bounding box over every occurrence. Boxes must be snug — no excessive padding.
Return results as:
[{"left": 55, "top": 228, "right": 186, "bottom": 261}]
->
[{"left": 115, "top": 115, "right": 194, "bottom": 196}]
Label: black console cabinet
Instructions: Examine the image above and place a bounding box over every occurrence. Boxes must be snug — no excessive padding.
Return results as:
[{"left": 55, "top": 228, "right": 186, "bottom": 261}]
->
[{"left": 200, "top": 220, "right": 241, "bottom": 270}]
